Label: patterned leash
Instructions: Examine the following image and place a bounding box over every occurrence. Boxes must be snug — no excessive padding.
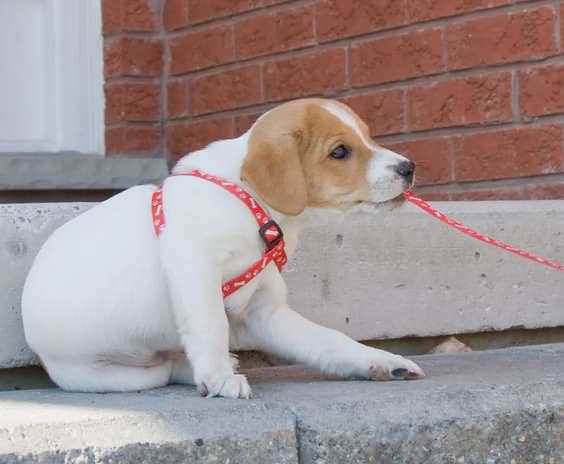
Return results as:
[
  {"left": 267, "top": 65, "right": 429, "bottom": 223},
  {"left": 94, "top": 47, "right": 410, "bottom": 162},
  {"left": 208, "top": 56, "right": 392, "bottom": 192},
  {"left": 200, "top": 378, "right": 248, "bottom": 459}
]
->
[{"left": 404, "top": 191, "right": 564, "bottom": 272}]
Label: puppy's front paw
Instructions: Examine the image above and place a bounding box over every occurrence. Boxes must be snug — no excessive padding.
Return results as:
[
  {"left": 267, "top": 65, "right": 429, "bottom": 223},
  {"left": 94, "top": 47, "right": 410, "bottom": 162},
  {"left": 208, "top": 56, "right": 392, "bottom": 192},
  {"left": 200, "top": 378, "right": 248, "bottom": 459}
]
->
[
  {"left": 368, "top": 355, "right": 425, "bottom": 381},
  {"left": 198, "top": 374, "right": 252, "bottom": 399}
]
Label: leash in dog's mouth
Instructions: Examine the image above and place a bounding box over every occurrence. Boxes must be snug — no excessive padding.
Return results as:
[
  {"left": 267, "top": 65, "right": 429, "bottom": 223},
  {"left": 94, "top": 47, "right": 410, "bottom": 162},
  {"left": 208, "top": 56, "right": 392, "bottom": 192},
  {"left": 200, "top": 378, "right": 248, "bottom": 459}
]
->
[{"left": 404, "top": 191, "right": 564, "bottom": 273}]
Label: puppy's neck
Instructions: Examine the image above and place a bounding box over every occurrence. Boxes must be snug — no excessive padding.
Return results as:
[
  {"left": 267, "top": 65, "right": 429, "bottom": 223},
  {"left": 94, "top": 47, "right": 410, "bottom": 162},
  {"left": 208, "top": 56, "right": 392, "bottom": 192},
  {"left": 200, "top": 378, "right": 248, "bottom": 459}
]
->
[
  {"left": 171, "top": 132, "right": 303, "bottom": 230},
  {"left": 172, "top": 132, "right": 250, "bottom": 180}
]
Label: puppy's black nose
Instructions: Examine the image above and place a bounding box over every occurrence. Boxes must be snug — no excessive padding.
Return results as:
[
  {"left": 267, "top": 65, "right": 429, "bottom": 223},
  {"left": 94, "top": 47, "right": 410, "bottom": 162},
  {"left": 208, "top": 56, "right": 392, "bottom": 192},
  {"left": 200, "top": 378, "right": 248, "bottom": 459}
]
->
[{"left": 394, "top": 161, "right": 415, "bottom": 180}]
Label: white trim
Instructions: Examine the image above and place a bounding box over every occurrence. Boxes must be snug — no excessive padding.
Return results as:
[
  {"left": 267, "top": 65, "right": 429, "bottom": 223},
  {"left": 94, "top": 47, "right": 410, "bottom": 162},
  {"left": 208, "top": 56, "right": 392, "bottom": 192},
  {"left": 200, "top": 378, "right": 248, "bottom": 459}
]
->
[
  {"left": 0, "top": 0, "right": 105, "bottom": 155},
  {"left": 0, "top": 1, "right": 57, "bottom": 152},
  {"left": 55, "top": 0, "right": 105, "bottom": 155}
]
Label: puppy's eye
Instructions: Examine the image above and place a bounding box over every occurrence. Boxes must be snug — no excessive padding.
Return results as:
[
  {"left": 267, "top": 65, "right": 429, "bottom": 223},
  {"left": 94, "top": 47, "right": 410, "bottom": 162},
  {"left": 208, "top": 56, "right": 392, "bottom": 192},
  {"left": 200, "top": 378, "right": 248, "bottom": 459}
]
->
[{"left": 329, "top": 144, "right": 351, "bottom": 160}]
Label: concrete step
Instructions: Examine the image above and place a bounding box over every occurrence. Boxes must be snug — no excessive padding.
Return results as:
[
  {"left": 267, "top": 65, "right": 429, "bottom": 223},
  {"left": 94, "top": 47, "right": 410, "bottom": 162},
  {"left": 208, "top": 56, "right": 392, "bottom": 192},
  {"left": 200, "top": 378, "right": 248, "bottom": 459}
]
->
[
  {"left": 2, "top": 200, "right": 564, "bottom": 368},
  {"left": 1, "top": 344, "right": 564, "bottom": 463}
]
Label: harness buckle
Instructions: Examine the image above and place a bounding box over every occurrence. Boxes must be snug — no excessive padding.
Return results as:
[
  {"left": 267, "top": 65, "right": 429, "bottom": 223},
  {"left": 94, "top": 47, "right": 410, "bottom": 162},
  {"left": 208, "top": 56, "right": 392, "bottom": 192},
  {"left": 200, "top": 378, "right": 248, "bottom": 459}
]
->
[{"left": 259, "top": 220, "right": 284, "bottom": 251}]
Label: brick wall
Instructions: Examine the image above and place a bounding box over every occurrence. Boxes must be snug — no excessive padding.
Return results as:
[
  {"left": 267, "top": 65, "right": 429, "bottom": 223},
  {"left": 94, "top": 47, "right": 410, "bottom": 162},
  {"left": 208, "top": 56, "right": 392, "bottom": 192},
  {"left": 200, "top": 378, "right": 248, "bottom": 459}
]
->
[
  {"left": 102, "top": 0, "right": 164, "bottom": 157},
  {"left": 102, "top": 0, "right": 564, "bottom": 200}
]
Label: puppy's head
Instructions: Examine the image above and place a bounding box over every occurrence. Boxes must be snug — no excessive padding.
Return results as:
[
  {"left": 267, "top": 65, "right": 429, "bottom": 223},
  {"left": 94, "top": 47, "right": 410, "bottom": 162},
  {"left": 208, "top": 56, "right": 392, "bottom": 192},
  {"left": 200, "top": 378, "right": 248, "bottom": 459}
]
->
[{"left": 241, "top": 98, "right": 414, "bottom": 216}]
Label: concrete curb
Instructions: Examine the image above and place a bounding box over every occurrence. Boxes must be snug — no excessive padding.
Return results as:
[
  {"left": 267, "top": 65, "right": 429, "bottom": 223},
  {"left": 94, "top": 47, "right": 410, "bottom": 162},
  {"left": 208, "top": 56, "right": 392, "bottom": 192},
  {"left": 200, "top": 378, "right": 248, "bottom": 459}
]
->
[
  {"left": 0, "top": 391, "right": 298, "bottom": 463},
  {"left": 1, "top": 344, "right": 564, "bottom": 463}
]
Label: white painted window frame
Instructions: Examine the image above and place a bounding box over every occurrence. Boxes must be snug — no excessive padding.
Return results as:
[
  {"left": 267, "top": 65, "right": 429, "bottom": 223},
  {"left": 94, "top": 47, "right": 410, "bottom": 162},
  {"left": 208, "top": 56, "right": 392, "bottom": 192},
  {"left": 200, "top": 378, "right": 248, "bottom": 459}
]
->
[{"left": 0, "top": 0, "right": 105, "bottom": 155}]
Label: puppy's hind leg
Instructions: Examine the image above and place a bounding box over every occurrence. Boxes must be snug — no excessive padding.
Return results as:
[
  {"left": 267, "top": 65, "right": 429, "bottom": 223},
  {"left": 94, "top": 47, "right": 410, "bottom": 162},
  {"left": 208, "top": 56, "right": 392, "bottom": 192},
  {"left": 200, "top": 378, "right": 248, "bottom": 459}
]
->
[{"left": 42, "top": 358, "right": 173, "bottom": 392}]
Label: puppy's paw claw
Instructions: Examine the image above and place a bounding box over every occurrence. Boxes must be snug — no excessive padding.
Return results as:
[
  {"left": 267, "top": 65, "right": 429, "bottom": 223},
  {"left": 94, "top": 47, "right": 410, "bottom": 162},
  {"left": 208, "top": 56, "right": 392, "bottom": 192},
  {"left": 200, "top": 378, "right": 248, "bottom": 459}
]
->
[
  {"left": 391, "top": 367, "right": 424, "bottom": 380},
  {"left": 369, "top": 357, "right": 425, "bottom": 381}
]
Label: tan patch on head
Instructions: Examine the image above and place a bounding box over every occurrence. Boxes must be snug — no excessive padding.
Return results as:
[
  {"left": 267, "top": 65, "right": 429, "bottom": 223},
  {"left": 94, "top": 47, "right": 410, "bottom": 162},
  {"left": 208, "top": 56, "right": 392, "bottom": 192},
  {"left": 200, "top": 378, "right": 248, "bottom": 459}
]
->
[{"left": 241, "top": 98, "right": 375, "bottom": 215}]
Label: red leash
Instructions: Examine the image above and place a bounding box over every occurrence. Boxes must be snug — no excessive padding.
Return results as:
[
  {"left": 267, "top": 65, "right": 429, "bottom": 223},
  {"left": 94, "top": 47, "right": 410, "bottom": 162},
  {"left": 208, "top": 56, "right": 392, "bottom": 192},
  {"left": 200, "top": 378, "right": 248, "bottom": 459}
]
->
[{"left": 404, "top": 192, "right": 564, "bottom": 272}]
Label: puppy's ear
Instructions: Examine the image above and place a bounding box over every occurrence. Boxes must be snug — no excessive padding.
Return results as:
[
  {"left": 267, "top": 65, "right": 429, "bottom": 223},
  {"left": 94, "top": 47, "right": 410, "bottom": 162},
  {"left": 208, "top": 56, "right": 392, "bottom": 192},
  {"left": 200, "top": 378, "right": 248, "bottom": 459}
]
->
[{"left": 241, "top": 107, "right": 308, "bottom": 216}]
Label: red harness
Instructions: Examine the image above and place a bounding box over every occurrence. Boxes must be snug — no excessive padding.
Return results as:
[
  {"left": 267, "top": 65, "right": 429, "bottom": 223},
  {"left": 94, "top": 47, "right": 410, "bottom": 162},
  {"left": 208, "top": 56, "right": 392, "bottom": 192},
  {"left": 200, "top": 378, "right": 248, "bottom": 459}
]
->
[{"left": 151, "top": 170, "right": 288, "bottom": 299}]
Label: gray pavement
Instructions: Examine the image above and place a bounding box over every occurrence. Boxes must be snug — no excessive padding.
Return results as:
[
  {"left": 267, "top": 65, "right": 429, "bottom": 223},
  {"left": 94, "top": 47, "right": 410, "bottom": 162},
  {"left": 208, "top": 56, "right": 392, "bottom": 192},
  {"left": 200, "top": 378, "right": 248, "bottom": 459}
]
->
[{"left": 1, "top": 344, "right": 564, "bottom": 463}]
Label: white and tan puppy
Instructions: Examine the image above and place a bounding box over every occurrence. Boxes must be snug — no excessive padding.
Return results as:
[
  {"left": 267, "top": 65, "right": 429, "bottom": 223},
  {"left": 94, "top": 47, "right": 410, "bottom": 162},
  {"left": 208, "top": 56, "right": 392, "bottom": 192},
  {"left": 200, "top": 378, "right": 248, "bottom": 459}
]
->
[{"left": 22, "top": 98, "right": 424, "bottom": 399}]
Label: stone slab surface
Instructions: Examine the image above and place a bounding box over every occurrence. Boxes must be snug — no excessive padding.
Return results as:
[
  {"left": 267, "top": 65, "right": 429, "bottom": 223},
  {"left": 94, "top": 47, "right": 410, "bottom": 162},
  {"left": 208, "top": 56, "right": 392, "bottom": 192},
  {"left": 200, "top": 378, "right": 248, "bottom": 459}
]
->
[
  {"left": 1, "top": 345, "right": 564, "bottom": 463},
  {"left": 1, "top": 200, "right": 564, "bottom": 367}
]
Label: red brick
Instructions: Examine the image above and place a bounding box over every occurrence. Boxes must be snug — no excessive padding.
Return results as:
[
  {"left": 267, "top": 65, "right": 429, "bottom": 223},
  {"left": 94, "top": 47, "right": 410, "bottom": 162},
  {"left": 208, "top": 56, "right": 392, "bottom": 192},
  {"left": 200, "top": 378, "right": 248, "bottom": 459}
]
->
[
  {"left": 105, "top": 85, "right": 122, "bottom": 125},
  {"left": 123, "top": 83, "right": 160, "bottom": 121},
  {"left": 407, "top": 0, "right": 513, "bottom": 23},
  {"left": 167, "top": 118, "right": 235, "bottom": 160},
  {"left": 520, "top": 65, "right": 564, "bottom": 118},
  {"left": 342, "top": 89, "right": 404, "bottom": 137},
  {"left": 170, "top": 25, "right": 234, "bottom": 75},
  {"left": 264, "top": 48, "right": 347, "bottom": 102},
  {"left": 102, "top": 0, "right": 122, "bottom": 35},
  {"left": 351, "top": 28, "right": 443, "bottom": 87},
  {"left": 236, "top": 112, "right": 263, "bottom": 135},
  {"left": 408, "top": 73, "right": 512, "bottom": 132},
  {"left": 101, "top": 0, "right": 159, "bottom": 34},
  {"left": 167, "top": 79, "right": 190, "bottom": 119},
  {"left": 104, "top": 40, "right": 124, "bottom": 78},
  {"left": 236, "top": 6, "right": 315, "bottom": 60},
  {"left": 454, "top": 125, "right": 564, "bottom": 182},
  {"left": 122, "top": 38, "right": 163, "bottom": 77},
  {"left": 317, "top": 0, "right": 406, "bottom": 43},
  {"left": 106, "top": 125, "right": 161, "bottom": 156},
  {"left": 105, "top": 38, "right": 163, "bottom": 78},
  {"left": 524, "top": 182, "right": 564, "bottom": 199},
  {"left": 386, "top": 137, "right": 451, "bottom": 186},
  {"left": 191, "top": 66, "right": 261, "bottom": 115},
  {"left": 447, "top": 6, "right": 557, "bottom": 71},
  {"left": 123, "top": 0, "right": 159, "bottom": 31},
  {"left": 105, "top": 82, "right": 161, "bottom": 124},
  {"left": 187, "top": 0, "right": 261, "bottom": 24},
  {"left": 164, "top": 0, "right": 190, "bottom": 31}
]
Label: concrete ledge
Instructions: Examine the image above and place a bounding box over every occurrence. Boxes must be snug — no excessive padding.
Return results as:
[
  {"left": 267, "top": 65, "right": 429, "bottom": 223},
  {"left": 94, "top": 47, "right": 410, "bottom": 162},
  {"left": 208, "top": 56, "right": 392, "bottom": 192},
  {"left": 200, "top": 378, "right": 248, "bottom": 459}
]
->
[
  {"left": 1, "top": 203, "right": 93, "bottom": 367},
  {"left": 287, "top": 200, "right": 564, "bottom": 341},
  {"left": 2, "top": 200, "right": 564, "bottom": 368},
  {"left": 1, "top": 344, "right": 564, "bottom": 463},
  {"left": 0, "top": 153, "right": 168, "bottom": 190}
]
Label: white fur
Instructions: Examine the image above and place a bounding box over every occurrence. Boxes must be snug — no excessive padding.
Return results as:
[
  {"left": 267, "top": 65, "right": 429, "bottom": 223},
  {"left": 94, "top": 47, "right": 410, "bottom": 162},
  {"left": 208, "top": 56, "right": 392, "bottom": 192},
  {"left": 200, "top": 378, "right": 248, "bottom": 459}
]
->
[
  {"left": 22, "top": 108, "right": 423, "bottom": 399},
  {"left": 322, "top": 102, "right": 377, "bottom": 150}
]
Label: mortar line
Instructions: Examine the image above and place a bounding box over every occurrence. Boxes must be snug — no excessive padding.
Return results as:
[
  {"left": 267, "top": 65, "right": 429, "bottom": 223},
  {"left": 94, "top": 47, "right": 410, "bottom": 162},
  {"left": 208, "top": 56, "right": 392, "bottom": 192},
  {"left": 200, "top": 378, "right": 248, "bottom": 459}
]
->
[
  {"left": 416, "top": 172, "right": 564, "bottom": 194},
  {"left": 157, "top": 0, "right": 168, "bottom": 161},
  {"left": 448, "top": 137, "right": 456, "bottom": 185},
  {"left": 554, "top": 0, "right": 562, "bottom": 54},
  {"left": 511, "top": 69, "right": 521, "bottom": 123}
]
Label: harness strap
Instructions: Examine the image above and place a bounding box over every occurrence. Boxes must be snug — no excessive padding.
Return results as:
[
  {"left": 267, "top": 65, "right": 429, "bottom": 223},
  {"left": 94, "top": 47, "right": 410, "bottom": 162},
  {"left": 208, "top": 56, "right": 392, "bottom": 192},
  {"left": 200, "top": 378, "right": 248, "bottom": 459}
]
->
[{"left": 151, "top": 170, "right": 287, "bottom": 299}]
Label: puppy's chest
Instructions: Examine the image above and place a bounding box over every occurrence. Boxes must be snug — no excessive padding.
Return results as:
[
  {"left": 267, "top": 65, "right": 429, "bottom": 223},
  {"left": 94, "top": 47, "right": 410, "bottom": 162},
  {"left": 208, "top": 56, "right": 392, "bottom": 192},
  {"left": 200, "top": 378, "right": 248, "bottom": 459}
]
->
[
  {"left": 221, "top": 233, "right": 295, "bottom": 315},
  {"left": 220, "top": 243, "right": 265, "bottom": 313}
]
